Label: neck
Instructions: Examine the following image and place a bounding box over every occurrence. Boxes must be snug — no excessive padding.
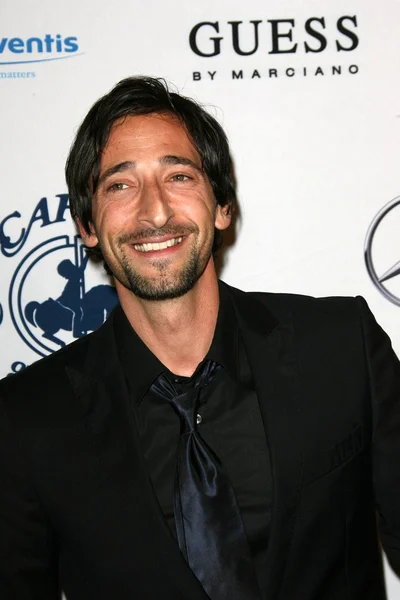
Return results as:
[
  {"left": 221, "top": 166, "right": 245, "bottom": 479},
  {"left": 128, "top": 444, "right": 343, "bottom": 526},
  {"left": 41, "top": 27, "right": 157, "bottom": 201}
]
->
[{"left": 116, "top": 261, "right": 220, "bottom": 377}]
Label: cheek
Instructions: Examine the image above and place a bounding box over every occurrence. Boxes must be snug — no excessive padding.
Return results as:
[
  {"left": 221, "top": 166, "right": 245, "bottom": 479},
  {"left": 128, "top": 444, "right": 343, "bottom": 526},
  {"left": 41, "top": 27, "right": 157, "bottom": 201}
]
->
[{"left": 96, "top": 204, "right": 135, "bottom": 237}]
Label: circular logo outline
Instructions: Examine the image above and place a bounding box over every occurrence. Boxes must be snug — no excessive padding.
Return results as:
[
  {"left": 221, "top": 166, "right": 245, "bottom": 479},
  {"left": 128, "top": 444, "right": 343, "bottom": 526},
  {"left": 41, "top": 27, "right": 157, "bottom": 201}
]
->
[
  {"left": 364, "top": 195, "right": 400, "bottom": 307},
  {"left": 9, "top": 235, "right": 74, "bottom": 356}
]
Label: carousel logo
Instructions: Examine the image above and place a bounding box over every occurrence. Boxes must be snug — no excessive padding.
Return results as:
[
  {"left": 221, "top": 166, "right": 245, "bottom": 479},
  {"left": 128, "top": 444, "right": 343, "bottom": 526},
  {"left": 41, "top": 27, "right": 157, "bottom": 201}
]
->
[
  {"left": 0, "top": 34, "right": 81, "bottom": 65},
  {"left": 189, "top": 16, "right": 359, "bottom": 81},
  {"left": 364, "top": 196, "right": 400, "bottom": 307},
  {"left": 0, "top": 194, "right": 118, "bottom": 363}
]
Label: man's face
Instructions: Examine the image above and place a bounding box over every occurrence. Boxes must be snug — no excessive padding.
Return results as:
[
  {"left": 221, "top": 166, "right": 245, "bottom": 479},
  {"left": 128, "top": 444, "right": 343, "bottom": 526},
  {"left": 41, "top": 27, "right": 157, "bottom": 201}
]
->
[{"left": 78, "top": 113, "right": 230, "bottom": 301}]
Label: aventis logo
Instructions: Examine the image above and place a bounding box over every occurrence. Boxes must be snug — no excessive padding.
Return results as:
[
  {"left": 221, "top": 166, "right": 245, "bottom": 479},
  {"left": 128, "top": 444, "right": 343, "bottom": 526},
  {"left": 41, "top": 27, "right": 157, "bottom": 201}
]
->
[{"left": 0, "top": 34, "right": 80, "bottom": 65}]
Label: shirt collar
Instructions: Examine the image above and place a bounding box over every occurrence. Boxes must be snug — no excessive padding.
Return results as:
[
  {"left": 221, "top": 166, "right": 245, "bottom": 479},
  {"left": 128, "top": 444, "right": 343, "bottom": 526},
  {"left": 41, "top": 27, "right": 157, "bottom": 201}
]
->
[
  {"left": 113, "top": 280, "right": 239, "bottom": 406},
  {"left": 205, "top": 280, "right": 239, "bottom": 382},
  {"left": 114, "top": 304, "right": 165, "bottom": 405}
]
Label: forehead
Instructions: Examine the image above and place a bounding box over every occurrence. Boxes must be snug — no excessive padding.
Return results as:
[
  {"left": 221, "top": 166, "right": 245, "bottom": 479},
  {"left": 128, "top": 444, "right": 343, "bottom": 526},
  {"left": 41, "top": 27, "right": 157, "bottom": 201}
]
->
[{"left": 101, "top": 113, "right": 199, "bottom": 165}]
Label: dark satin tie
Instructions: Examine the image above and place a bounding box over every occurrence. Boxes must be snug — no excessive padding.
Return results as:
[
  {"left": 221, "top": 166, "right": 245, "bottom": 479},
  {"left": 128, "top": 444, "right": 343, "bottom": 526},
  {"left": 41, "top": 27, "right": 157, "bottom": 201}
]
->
[{"left": 151, "top": 360, "right": 260, "bottom": 600}]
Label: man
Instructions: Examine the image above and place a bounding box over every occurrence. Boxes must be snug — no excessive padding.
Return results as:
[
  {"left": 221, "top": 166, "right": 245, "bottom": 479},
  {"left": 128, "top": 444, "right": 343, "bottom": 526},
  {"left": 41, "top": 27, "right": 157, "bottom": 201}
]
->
[{"left": 0, "top": 76, "right": 399, "bottom": 600}]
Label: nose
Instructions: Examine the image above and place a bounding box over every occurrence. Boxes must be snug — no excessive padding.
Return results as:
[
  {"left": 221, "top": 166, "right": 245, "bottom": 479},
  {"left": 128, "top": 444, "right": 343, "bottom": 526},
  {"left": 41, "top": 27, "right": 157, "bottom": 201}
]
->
[{"left": 137, "top": 181, "right": 174, "bottom": 229}]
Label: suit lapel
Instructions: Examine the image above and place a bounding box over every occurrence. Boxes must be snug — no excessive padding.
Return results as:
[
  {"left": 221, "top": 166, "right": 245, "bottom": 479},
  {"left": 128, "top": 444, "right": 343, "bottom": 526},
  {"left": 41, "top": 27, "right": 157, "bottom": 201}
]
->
[
  {"left": 66, "top": 312, "right": 211, "bottom": 600},
  {"left": 226, "top": 284, "right": 305, "bottom": 599},
  {"left": 66, "top": 312, "right": 135, "bottom": 479}
]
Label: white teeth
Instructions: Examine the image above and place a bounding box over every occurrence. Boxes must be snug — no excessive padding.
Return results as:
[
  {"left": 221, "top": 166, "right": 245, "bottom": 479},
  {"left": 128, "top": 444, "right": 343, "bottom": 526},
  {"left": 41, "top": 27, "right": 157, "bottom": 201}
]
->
[{"left": 133, "top": 237, "right": 183, "bottom": 253}]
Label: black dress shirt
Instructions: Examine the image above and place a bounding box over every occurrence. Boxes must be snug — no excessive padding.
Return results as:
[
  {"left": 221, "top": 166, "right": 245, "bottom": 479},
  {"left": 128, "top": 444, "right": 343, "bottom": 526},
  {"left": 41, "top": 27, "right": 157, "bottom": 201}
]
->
[{"left": 114, "top": 283, "right": 272, "bottom": 594}]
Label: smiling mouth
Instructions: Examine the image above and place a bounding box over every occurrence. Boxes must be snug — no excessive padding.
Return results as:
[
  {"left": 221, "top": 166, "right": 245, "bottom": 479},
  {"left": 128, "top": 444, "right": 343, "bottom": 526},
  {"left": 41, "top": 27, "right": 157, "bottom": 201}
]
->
[{"left": 132, "top": 237, "right": 184, "bottom": 253}]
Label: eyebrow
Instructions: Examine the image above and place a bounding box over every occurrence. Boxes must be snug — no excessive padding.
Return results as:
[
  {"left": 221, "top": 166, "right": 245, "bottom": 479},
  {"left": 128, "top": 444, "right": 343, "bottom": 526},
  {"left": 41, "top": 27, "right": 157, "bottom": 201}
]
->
[
  {"left": 97, "top": 161, "right": 135, "bottom": 187},
  {"left": 159, "top": 155, "right": 203, "bottom": 172}
]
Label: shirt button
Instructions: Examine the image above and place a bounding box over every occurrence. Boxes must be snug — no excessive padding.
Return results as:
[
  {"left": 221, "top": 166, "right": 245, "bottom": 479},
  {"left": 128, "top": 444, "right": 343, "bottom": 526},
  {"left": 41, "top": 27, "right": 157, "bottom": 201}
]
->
[{"left": 196, "top": 413, "right": 202, "bottom": 425}]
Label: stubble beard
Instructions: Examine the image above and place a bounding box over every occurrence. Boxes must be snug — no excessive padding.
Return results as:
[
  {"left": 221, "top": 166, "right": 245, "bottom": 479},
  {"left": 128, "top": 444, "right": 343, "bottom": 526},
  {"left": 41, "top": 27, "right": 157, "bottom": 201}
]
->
[{"left": 107, "top": 225, "right": 212, "bottom": 301}]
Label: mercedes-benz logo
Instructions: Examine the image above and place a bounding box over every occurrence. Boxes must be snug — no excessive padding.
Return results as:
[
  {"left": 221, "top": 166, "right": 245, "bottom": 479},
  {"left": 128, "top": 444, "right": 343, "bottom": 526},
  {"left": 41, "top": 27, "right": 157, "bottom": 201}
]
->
[{"left": 364, "top": 195, "right": 400, "bottom": 306}]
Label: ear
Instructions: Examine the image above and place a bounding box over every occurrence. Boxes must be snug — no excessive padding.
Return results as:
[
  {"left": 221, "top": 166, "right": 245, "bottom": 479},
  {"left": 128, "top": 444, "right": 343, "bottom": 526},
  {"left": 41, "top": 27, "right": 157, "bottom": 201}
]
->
[
  {"left": 75, "top": 218, "right": 99, "bottom": 248},
  {"left": 214, "top": 203, "right": 232, "bottom": 231}
]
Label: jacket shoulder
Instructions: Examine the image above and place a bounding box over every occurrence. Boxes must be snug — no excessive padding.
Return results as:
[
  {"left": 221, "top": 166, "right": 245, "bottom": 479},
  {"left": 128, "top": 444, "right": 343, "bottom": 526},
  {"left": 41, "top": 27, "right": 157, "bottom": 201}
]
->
[
  {"left": 224, "top": 281, "right": 361, "bottom": 323},
  {"left": 0, "top": 315, "right": 112, "bottom": 399}
]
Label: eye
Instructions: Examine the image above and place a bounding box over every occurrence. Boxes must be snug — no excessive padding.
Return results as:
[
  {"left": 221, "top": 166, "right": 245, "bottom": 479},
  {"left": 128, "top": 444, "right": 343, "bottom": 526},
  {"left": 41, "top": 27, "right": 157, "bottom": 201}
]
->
[
  {"left": 171, "top": 173, "right": 191, "bottom": 182},
  {"left": 108, "top": 182, "right": 128, "bottom": 192}
]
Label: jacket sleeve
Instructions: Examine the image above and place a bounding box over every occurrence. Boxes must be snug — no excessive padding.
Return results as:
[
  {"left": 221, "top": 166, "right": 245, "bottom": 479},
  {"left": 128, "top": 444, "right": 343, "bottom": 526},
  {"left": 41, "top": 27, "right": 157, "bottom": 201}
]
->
[
  {"left": 357, "top": 296, "right": 400, "bottom": 574},
  {"left": 0, "top": 397, "right": 60, "bottom": 599}
]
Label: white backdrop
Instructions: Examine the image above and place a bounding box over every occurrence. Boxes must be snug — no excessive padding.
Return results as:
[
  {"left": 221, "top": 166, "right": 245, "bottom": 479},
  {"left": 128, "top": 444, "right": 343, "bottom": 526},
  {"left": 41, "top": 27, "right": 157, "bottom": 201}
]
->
[{"left": 1, "top": 0, "right": 399, "bottom": 596}]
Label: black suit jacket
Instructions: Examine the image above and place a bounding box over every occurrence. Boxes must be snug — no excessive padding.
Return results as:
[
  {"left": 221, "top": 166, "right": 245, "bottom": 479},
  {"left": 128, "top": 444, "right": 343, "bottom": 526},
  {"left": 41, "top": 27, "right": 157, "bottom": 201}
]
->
[{"left": 1, "top": 283, "right": 399, "bottom": 600}]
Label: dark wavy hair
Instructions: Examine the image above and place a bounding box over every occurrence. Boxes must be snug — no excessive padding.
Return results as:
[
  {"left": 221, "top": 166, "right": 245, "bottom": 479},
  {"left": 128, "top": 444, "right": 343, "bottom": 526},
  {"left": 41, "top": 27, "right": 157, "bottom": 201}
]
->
[{"left": 65, "top": 76, "right": 236, "bottom": 261}]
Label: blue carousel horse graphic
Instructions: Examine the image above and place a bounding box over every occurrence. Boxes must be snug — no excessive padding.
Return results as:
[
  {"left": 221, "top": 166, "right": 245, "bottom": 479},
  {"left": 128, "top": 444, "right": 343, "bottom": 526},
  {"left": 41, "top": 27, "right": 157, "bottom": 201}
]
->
[{"left": 24, "top": 253, "right": 118, "bottom": 348}]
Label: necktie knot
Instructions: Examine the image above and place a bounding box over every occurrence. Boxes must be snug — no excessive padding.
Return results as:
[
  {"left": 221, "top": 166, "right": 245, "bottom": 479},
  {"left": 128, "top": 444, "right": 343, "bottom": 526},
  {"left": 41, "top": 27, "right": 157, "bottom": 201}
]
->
[
  {"left": 151, "top": 359, "right": 221, "bottom": 434},
  {"left": 171, "top": 392, "right": 195, "bottom": 434}
]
